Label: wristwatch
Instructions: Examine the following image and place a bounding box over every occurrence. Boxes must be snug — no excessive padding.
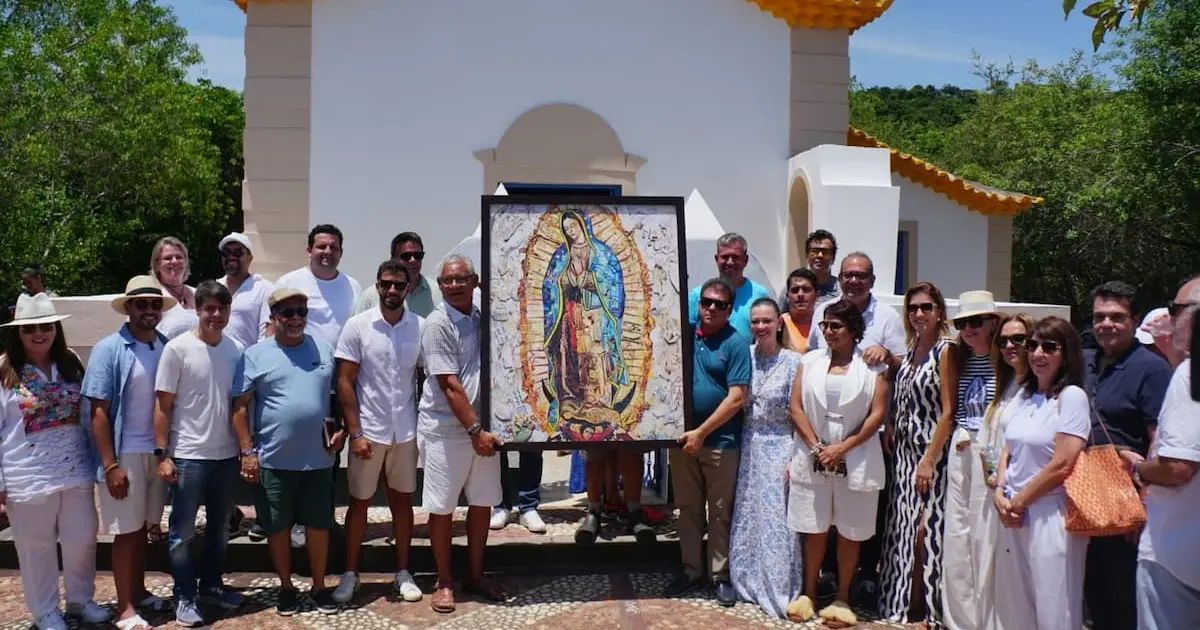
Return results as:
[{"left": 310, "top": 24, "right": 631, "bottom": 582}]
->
[
  {"left": 466, "top": 422, "right": 483, "bottom": 437},
  {"left": 153, "top": 447, "right": 168, "bottom": 460}
]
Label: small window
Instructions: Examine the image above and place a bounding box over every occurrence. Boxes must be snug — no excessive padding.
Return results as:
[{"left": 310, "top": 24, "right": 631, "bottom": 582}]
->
[
  {"left": 502, "top": 182, "right": 622, "bottom": 197},
  {"left": 895, "top": 230, "right": 910, "bottom": 294}
]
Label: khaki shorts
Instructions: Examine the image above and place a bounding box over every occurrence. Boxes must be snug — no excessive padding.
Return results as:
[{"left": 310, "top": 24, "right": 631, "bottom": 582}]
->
[
  {"left": 98, "top": 452, "right": 167, "bottom": 535},
  {"left": 347, "top": 439, "right": 418, "bottom": 500}
]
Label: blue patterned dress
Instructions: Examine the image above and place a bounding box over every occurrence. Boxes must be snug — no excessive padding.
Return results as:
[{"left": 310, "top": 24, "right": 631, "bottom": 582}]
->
[{"left": 730, "top": 348, "right": 804, "bottom": 618}]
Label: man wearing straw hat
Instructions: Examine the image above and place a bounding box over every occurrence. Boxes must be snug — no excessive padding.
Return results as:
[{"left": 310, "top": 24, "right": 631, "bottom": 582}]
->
[{"left": 83, "top": 276, "right": 177, "bottom": 629}]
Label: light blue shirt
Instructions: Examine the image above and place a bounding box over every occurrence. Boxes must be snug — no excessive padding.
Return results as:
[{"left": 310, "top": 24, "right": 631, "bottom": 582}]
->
[
  {"left": 808, "top": 294, "right": 907, "bottom": 356},
  {"left": 688, "top": 278, "right": 772, "bottom": 338},
  {"left": 236, "top": 335, "right": 335, "bottom": 471}
]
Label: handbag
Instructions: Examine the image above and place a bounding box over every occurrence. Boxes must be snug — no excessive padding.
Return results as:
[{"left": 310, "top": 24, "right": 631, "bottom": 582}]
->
[{"left": 1062, "top": 397, "right": 1146, "bottom": 537}]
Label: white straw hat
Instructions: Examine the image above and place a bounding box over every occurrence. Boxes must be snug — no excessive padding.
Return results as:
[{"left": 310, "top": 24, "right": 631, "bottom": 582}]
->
[
  {"left": 111, "top": 275, "right": 178, "bottom": 314},
  {"left": 954, "top": 290, "right": 998, "bottom": 320},
  {"left": 2, "top": 293, "right": 70, "bottom": 327}
]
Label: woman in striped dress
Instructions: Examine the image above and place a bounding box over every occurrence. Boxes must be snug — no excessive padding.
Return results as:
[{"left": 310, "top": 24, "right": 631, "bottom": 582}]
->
[{"left": 878, "top": 282, "right": 955, "bottom": 628}]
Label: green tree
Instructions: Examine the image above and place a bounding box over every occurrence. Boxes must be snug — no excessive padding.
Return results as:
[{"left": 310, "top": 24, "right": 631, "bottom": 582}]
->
[{"left": 0, "top": 0, "right": 243, "bottom": 304}]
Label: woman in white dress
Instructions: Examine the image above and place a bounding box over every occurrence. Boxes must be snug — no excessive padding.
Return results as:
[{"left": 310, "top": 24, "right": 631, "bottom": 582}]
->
[
  {"left": 972, "top": 313, "right": 1034, "bottom": 629},
  {"left": 150, "top": 236, "right": 197, "bottom": 339},
  {"left": 992, "top": 316, "right": 1090, "bottom": 630},
  {"left": 787, "top": 300, "right": 890, "bottom": 625}
]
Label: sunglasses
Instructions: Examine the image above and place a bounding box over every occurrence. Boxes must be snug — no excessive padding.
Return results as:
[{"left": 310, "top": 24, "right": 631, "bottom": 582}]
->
[
  {"left": 19, "top": 323, "right": 55, "bottom": 334},
  {"left": 396, "top": 252, "right": 425, "bottom": 262},
  {"left": 699, "top": 297, "right": 730, "bottom": 310},
  {"left": 955, "top": 315, "right": 995, "bottom": 329},
  {"left": 996, "top": 334, "right": 1028, "bottom": 348},
  {"left": 274, "top": 306, "right": 308, "bottom": 319},
  {"left": 807, "top": 246, "right": 834, "bottom": 256},
  {"left": 438, "top": 275, "right": 474, "bottom": 287},
  {"left": 1024, "top": 338, "right": 1061, "bottom": 354},
  {"left": 818, "top": 320, "right": 846, "bottom": 333},
  {"left": 220, "top": 248, "right": 247, "bottom": 259},
  {"left": 130, "top": 298, "right": 164, "bottom": 311},
  {"left": 378, "top": 279, "right": 409, "bottom": 293},
  {"left": 906, "top": 303, "right": 935, "bottom": 314},
  {"left": 1168, "top": 301, "right": 1199, "bottom": 318}
]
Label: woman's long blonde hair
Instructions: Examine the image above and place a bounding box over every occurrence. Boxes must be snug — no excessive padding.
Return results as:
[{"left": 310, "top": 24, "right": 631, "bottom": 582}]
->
[{"left": 980, "top": 313, "right": 1037, "bottom": 434}]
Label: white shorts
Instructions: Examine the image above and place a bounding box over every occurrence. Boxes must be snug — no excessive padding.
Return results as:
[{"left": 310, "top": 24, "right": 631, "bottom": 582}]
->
[
  {"left": 787, "top": 477, "right": 879, "bottom": 541},
  {"left": 418, "top": 432, "right": 501, "bottom": 515},
  {"left": 347, "top": 439, "right": 418, "bottom": 499},
  {"left": 98, "top": 452, "right": 167, "bottom": 535}
]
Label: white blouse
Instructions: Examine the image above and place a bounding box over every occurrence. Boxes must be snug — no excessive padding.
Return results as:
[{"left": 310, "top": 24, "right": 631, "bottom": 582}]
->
[{"left": 0, "top": 364, "right": 94, "bottom": 503}]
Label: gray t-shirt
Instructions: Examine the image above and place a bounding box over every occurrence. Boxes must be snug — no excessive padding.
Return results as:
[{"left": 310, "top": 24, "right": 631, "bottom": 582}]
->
[{"left": 417, "top": 302, "right": 480, "bottom": 438}]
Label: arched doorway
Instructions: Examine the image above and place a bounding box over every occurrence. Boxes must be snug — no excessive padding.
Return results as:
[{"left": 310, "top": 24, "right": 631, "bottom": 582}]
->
[{"left": 785, "top": 174, "right": 811, "bottom": 272}]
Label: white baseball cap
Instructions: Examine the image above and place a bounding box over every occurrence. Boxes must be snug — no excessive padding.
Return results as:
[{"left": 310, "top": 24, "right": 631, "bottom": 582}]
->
[
  {"left": 218, "top": 232, "right": 253, "bottom": 253},
  {"left": 1136, "top": 306, "right": 1169, "bottom": 345}
]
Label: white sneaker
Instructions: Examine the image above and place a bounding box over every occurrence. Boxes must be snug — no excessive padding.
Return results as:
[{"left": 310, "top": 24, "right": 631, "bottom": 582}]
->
[
  {"left": 394, "top": 569, "right": 423, "bottom": 602},
  {"left": 65, "top": 600, "right": 112, "bottom": 624},
  {"left": 489, "top": 507, "right": 511, "bottom": 530},
  {"left": 33, "top": 610, "right": 67, "bottom": 630},
  {"left": 332, "top": 571, "right": 359, "bottom": 604},
  {"left": 519, "top": 510, "right": 548, "bottom": 533},
  {"left": 290, "top": 524, "right": 306, "bottom": 548}
]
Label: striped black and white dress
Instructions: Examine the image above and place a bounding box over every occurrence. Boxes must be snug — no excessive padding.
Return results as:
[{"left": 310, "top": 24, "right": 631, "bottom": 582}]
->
[{"left": 878, "top": 338, "right": 951, "bottom": 628}]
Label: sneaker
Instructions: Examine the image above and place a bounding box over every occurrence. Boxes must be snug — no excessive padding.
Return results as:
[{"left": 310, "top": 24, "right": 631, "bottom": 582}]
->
[
  {"left": 174, "top": 599, "right": 204, "bottom": 627},
  {"left": 290, "top": 524, "right": 306, "bottom": 548},
  {"left": 134, "top": 592, "right": 170, "bottom": 612},
  {"left": 248, "top": 521, "right": 267, "bottom": 542},
  {"left": 65, "top": 600, "right": 112, "bottom": 624},
  {"left": 198, "top": 586, "right": 243, "bottom": 610},
  {"left": 519, "top": 509, "right": 547, "bottom": 533},
  {"left": 489, "top": 507, "right": 511, "bottom": 530},
  {"left": 33, "top": 610, "right": 67, "bottom": 630},
  {"left": 394, "top": 569, "right": 423, "bottom": 602},
  {"left": 575, "top": 511, "right": 600, "bottom": 544},
  {"left": 275, "top": 588, "right": 299, "bottom": 616},
  {"left": 312, "top": 588, "right": 340, "bottom": 615},
  {"left": 332, "top": 571, "right": 359, "bottom": 604}
]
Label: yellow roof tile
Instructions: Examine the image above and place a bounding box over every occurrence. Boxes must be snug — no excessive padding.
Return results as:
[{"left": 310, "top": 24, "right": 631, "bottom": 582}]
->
[{"left": 848, "top": 127, "right": 1043, "bottom": 216}]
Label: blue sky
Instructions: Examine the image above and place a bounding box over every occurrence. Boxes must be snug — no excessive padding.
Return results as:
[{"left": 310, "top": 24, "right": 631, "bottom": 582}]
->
[{"left": 168, "top": 0, "right": 1108, "bottom": 91}]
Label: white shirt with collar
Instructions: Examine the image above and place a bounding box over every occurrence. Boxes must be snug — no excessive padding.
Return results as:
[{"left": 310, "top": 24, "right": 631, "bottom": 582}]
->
[
  {"left": 808, "top": 294, "right": 907, "bottom": 356},
  {"left": 335, "top": 306, "right": 424, "bottom": 444},
  {"left": 218, "top": 273, "right": 274, "bottom": 349}
]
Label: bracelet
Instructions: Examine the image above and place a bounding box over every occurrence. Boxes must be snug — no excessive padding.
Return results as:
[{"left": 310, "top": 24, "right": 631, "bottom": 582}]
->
[
  {"left": 240, "top": 447, "right": 257, "bottom": 457},
  {"left": 466, "top": 422, "right": 483, "bottom": 436},
  {"left": 103, "top": 461, "right": 120, "bottom": 475},
  {"left": 349, "top": 432, "right": 365, "bottom": 441}
]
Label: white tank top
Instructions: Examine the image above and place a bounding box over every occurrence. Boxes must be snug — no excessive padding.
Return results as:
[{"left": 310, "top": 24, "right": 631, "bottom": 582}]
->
[{"left": 825, "top": 372, "right": 846, "bottom": 419}]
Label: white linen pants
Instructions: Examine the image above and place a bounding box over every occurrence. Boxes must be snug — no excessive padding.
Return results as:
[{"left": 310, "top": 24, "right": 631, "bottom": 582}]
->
[
  {"left": 994, "top": 493, "right": 1086, "bottom": 630},
  {"left": 7, "top": 485, "right": 98, "bottom": 618},
  {"left": 943, "top": 429, "right": 988, "bottom": 629},
  {"left": 971, "top": 465, "right": 1002, "bottom": 630}
]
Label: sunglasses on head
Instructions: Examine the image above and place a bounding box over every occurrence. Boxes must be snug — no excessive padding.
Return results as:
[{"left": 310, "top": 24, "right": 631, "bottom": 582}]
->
[
  {"left": 220, "top": 248, "right": 246, "bottom": 259},
  {"left": 378, "top": 279, "right": 409, "bottom": 292},
  {"left": 699, "top": 297, "right": 730, "bottom": 310},
  {"left": 396, "top": 251, "right": 425, "bottom": 262},
  {"left": 19, "top": 323, "right": 55, "bottom": 334},
  {"left": 818, "top": 320, "right": 846, "bottom": 333},
  {"left": 955, "top": 315, "right": 994, "bottom": 329},
  {"left": 130, "top": 298, "right": 164, "bottom": 311},
  {"left": 906, "top": 303, "right": 935, "bottom": 314},
  {"left": 1168, "top": 301, "right": 1199, "bottom": 318},
  {"left": 1024, "top": 338, "right": 1061, "bottom": 354},
  {"left": 274, "top": 306, "right": 308, "bottom": 319},
  {"left": 996, "top": 333, "right": 1028, "bottom": 348}
]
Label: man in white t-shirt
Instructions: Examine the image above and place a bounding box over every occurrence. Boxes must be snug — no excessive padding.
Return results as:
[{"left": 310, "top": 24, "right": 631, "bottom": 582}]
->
[
  {"left": 265, "top": 224, "right": 361, "bottom": 349},
  {"left": 332, "top": 260, "right": 425, "bottom": 605},
  {"left": 216, "top": 232, "right": 273, "bottom": 349},
  {"left": 83, "top": 276, "right": 179, "bottom": 628},
  {"left": 153, "top": 281, "right": 244, "bottom": 627},
  {"left": 1131, "top": 277, "right": 1200, "bottom": 629}
]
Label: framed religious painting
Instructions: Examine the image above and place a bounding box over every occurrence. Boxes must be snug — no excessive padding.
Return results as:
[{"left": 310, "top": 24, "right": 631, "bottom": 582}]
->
[{"left": 480, "top": 195, "right": 691, "bottom": 450}]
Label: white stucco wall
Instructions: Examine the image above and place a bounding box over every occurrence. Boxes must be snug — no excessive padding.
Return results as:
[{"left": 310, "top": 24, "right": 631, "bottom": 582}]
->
[
  {"left": 897, "top": 178, "right": 990, "bottom": 298},
  {"left": 309, "top": 0, "right": 792, "bottom": 288}
]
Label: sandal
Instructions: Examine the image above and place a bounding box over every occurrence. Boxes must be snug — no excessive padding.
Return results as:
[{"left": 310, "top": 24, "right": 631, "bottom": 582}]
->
[
  {"left": 115, "top": 613, "right": 152, "bottom": 630},
  {"left": 430, "top": 584, "right": 456, "bottom": 613},
  {"left": 462, "top": 575, "right": 507, "bottom": 603},
  {"left": 818, "top": 600, "right": 858, "bottom": 627},
  {"left": 135, "top": 592, "right": 170, "bottom": 612},
  {"left": 146, "top": 524, "right": 167, "bottom": 544}
]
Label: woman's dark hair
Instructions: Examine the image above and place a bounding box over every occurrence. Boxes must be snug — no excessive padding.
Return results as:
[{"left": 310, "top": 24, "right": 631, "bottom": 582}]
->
[
  {"left": 1022, "top": 315, "right": 1085, "bottom": 397},
  {"left": 0, "top": 322, "right": 84, "bottom": 389},
  {"left": 902, "top": 281, "right": 949, "bottom": 345},
  {"left": 821, "top": 299, "right": 865, "bottom": 346},
  {"left": 750, "top": 297, "right": 784, "bottom": 344}
]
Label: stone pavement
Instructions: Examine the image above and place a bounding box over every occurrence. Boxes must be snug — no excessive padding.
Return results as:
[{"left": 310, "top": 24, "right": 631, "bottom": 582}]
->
[{"left": 0, "top": 570, "right": 908, "bottom": 629}]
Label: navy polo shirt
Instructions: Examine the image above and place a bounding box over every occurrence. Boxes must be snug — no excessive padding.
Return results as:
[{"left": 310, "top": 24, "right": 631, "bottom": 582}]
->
[
  {"left": 690, "top": 323, "right": 751, "bottom": 449},
  {"left": 1084, "top": 344, "right": 1172, "bottom": 455}
]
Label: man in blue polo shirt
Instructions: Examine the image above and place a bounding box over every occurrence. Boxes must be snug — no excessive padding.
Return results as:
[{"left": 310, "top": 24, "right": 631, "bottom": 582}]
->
[
  {"left": 687, "top": 233, "right": 771, "bottom": 337},
  {"left": 1082, "top": 280, "right": 1172, "bottom": 630},
  {"left": 666, "top": 278, "right": 750, "bottom": 606}
]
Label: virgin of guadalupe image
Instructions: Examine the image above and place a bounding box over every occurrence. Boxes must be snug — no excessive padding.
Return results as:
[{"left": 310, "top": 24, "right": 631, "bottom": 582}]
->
[{"left": 541, "top": 210, "right": 633, "bottom": 439}]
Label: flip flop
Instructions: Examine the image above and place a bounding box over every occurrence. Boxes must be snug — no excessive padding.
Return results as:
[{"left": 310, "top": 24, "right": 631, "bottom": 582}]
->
[
  {"left": 462, "top": 576, "right": 507, "bottom": 603},
  {"left": 430, "top": 585, "right": 456, "bottom": 613},
  {"left": 115, "top": 614, "right": 152, "bottom": 630},
  {"left": 146, "top": 524, "right": 167, "bottom": 544}
]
